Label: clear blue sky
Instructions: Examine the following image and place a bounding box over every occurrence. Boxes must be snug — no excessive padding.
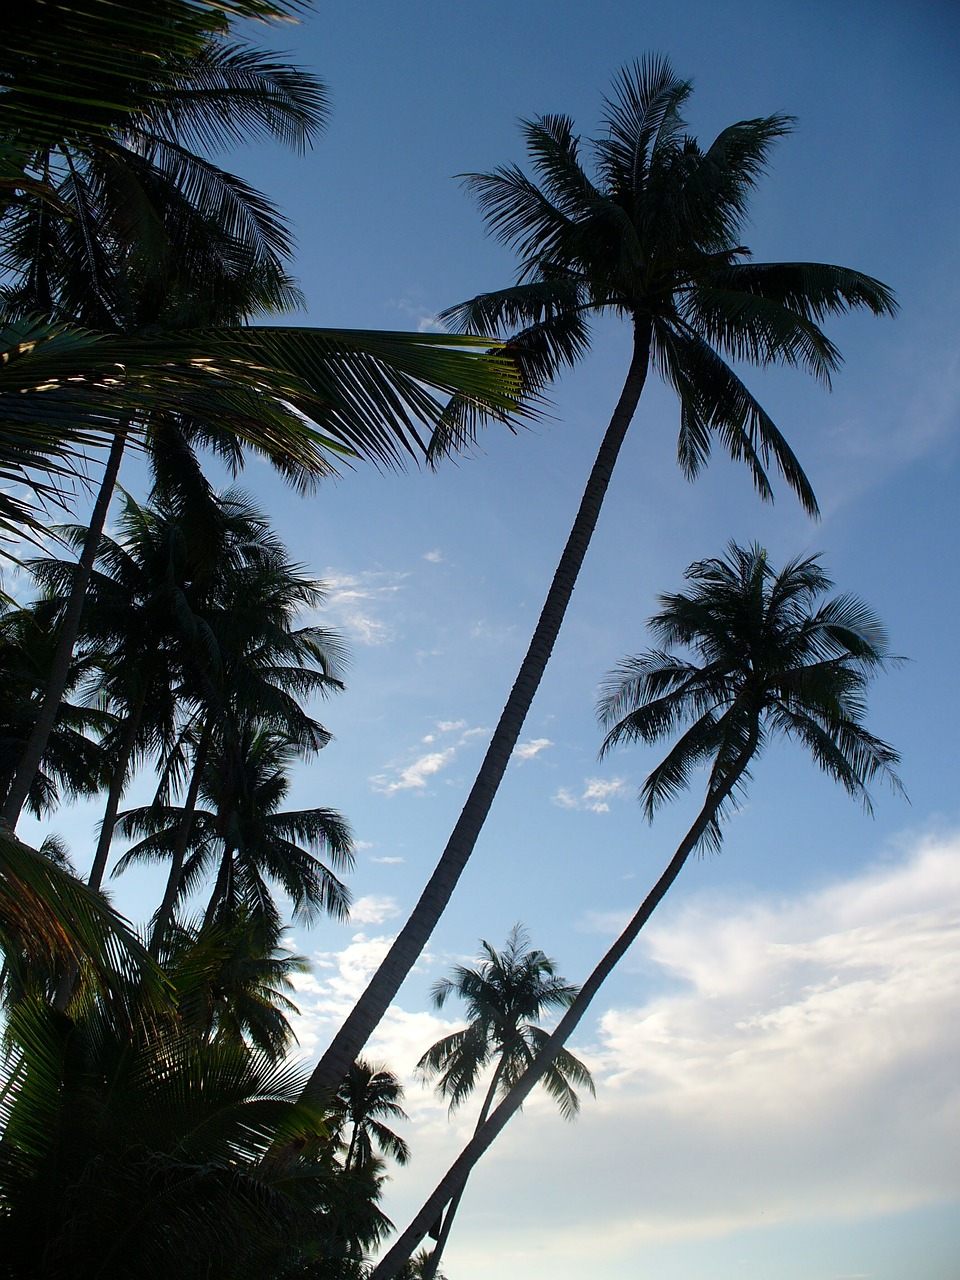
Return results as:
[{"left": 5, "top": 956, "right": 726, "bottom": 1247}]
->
[{"left": 25, "top": 2, "right": 960, "bottom": 1276}]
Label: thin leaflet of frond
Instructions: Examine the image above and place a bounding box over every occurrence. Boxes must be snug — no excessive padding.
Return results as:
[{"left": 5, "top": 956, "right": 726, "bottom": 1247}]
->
[
  {"left": 707, "top": 261, "right": 898, "bottom": 322},
  {"left": 680, "top": 282, "right": 842, "bottom": 385}
]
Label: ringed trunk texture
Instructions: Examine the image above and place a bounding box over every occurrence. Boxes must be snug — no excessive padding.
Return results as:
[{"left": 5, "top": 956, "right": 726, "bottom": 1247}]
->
[
  {"left": 301, "top": 318, "right": 652, "bottom": 1105},
  {"left": 372, "top": 730, "right": 758, "bottom": 1280},
  {"left": 3, "top": 428, "right": 128, "bottom": 829}
]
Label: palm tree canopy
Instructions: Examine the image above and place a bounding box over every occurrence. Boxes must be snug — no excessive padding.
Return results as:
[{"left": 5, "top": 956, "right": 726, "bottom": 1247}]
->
[
  {"left": 598, "top": 542, "right": 904, "bottom": 849},
  {"left": 333, "top": 1059, "right": 411, "bottom": 1170},
  {"left": 417, "top": 924, "right": 594, "bottom": 1120},
  {"left": 436, "top": 55, "right": 897, "bottom": 515}
]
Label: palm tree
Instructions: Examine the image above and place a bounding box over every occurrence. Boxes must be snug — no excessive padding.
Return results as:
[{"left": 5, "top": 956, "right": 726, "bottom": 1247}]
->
[
  {"left": 414, "top": 925, "right": 593, "bottom": 1279},
  {"left": 115, "top": 724, "right": 353, "bottom": 939},
  {"left": 0, "top": 982, "right": 340, "bottom": 1279},
  {"left": 165, "top": 911, "right": 309, "bottom": 1061},
  {"left": 372, "top": 543, "right": 902, "bottom": 1278},
  {"left": 0, "top": 13, "right": 522, "bottom": 828},
  {"left": 302, "top": 56, "right": 898, "bottom": 1102},
  {"left": 332, "top": 1060, "right": 411, "bottom": 1175}
]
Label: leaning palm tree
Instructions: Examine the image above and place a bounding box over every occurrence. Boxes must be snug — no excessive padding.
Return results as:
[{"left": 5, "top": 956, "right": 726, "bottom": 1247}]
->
[
  {"left": 372, "top": 543, "right": 902, "bottom": 1278},
  {"left": 414, "top": 925, "right": 593, "bottom": 1279},
  {"left": 302, "top": 55, "right": 898, "bottom": 1103}
]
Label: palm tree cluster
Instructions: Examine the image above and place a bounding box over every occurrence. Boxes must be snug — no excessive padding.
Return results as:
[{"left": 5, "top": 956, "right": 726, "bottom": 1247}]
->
[
  {"left": 0, "top": 14, "right": 903, "bottom": 1277},
  {"left": 0, "top": 1, "right": 516, "bottom": 1274}
]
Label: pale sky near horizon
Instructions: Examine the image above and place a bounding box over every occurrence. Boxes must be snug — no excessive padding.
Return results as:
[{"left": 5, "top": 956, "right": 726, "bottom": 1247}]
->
[{"left": 18, "top": 1, "right": 960, "bottom": 1276}]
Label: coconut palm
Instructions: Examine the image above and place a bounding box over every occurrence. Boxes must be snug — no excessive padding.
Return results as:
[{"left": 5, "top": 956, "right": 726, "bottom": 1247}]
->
[
  {"left": 0, "top": 983, "right": 339, "bottom": 1279},
  {"left": 0, "top": 13, "right": 521, "bottom": 828},
  {"left": 372, "top": 543, "right": 902, "bottom": 1278},
  {"left": 303, "top": 56, "right": 898, "bottom": 1102},
  {"left": 414, "top": 925, "right": 593, "bottom": 1279},
  {"left": 115, "top": 724, "right": 353, "bottom": 937},
  {"left": 332, "top": 1060, "right": 411, "bottom": 1175},
  {"left": 164, "top": 911, "right": 309, "bottom": 1061}
]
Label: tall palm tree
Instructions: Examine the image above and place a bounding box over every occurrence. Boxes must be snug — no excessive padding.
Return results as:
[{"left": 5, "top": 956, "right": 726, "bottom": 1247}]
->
[
  {"left": 414, "top": 925, "right": 593, "bottom": 1279},
  {"left": 372, "top": 543, "right": 903, "bottom": 1278},
  {"left": 302, "top": 56, "right": 899, "bottom": 1103}
]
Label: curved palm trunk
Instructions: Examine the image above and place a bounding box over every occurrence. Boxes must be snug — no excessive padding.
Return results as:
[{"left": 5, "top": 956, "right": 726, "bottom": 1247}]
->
[
  {"left": 422, "top": 1056, "right": 506, "bottom": 1280},
  {"left": 149, "top": 720, "right": 213, "bottom": 957},
  {"left": 301, "top": 318, "right": 652, "bottom": 1105},
  {"left": 372, "top": 729, "right": 759, "bottom": 1280},
  {"left": 88, "top": 681, "right": 151, "bottom": 892},
  {"left": 3, "top": 428, "right": 128, "bottom": 829}
]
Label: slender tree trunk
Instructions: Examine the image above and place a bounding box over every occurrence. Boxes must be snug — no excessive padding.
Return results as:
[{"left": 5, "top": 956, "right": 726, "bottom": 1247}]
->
[
  {"left": 204, "top": 844, "right": 234, "bottom": 925},
  {"left": 301, "top": 318, "right": 653, "bottom": 1105},
  {"left": 3, "top": 428, "right": 128, "bottom": 829},
  {"left": 149, "top": 720, "right": 212, "bottom": 957},
  {"left": 88, "top": 682, "right": 150, "bottom": 892},
  {"left": 422, "top": 1057, "right": 506, "bottom": 1280},
  {"left": 372, "top": 729, "right": 759, "bottom": 1280}
]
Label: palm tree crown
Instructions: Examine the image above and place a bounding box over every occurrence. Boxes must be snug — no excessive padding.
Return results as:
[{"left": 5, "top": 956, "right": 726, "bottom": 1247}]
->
[
  {"left": 439, "top": 54, "right": 896, "bottom": 509},
  {"left": 417, "top": 924, "right": 593, "bottom": 1119},
  {"left": 599, "top": 541, "right": 903, "bottom": 842}
]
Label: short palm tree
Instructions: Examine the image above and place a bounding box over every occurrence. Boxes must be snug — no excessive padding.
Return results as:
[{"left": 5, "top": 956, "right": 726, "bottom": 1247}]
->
[
  {"left": 333, "top": 1060, "right": 411, "bottom": 1175},
  {"left": 305, "top": 55, "right": 898, "bottom": 1101},
  {"left": 414, "top": 926, "right": 593, "bottom": 1279},
  {"left": 0, "top": 985, "right": 338, "bottom": 1279},
  {"left": 372, "top": 543, "right": 902, "bottom": 1278}
]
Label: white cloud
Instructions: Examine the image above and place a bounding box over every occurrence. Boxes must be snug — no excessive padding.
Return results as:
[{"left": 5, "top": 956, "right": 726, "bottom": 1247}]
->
[
  {"left": 370, "top": 855, "right": 405, "bottom": 865},
  {"left": 552, "top": 777, "right": 629, "bottom": 813},
  {"left": 349, "top": 895, "right": 401, "bottom": 925},
  {"left": 316, "top": 569, "right": 407, "bottom": 646},
  {"left": 436, "top": 719, "right": 466, "bottom": 734},
  {"left": 286, "top": 836, "right": 960, "bottom": 1280},
  {"left": 512, "top": 737, "right": 553, "bottom": 763},
  {"left": 442, "top": 835, "right": 960, "bottom": 1271},
  {"left": 423, "top": 549, "right": 445, "bottom": 563},
  {"left": 371, "top": 748, "right": 455, "bottom": 795}
]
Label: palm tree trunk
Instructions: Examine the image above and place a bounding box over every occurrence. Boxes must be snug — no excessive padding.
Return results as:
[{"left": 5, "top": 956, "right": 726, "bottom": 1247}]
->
[
  {"left": 88, "top": 682, "right": 150, "bottom": 892},
  {"left": 204, "top": 845, "right": 234, "bottom": 925},
  {"left": 422, "top": 1056, "right": 506, "bottom": 1280},
  {"left": 2, "top": 427, "right": 128, "bottom": 829},
  {"left": 301, "top": 317, "right": 653, "bottom": 1105},
  {"left": 149, "top": 720, "right": 212, "bottom": 957},
  {"left": 371, "top": 728, "right": 759, "bottom": 1280}
]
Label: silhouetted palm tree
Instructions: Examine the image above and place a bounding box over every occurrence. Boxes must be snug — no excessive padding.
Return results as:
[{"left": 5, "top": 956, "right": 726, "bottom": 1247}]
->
[
  {"left": 374, "top": 543, "right": 902, "bottom": 1278},
  {"left": 306, "top": 55, "right": 898, "bottom": 1102}
]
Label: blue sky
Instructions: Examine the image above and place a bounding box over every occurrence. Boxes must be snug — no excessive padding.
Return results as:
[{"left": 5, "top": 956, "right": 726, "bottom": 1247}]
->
[{"left": 22, "top": 1, "right": 960, "bottom": 1276}]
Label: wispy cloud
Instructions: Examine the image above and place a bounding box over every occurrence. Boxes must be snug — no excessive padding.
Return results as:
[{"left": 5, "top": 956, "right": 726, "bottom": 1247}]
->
[
  {"left": 369, "top": 719, "right": 486, "bottom": 796},
  {"left": 552, "top": 777, "right": 629, "bottom": 813},
  {"left": 423, "top": 549, "right": 445, "bottom": 564},
  {"left": 370, "top": 855, "right": 405, "bottom": 865},
  {"left": 512, "top": 737, "right": 553, "bottom": 763},
  {"left": 316, "top": 569, "right": 407, "bottom": 646}
]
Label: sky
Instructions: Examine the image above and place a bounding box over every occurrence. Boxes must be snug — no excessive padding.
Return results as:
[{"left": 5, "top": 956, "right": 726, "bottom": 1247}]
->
[{"left": 18, "top": 1, "right": 960, "bottom": 1277}]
